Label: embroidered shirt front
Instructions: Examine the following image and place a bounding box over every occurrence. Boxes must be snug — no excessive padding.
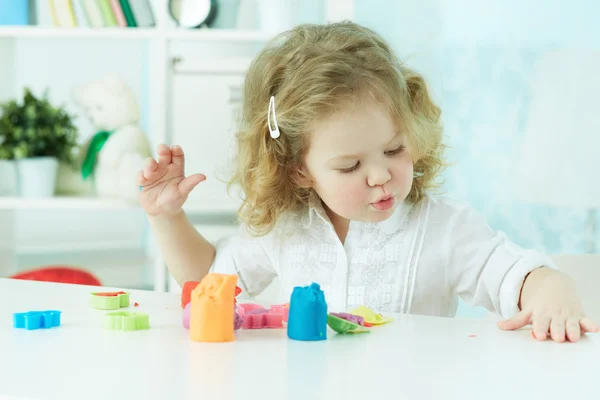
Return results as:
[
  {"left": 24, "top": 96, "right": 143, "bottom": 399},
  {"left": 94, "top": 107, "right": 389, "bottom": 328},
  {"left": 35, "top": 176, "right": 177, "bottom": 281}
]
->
[{"left": 211, "top": 195, "right": 555, "bottom": 319}]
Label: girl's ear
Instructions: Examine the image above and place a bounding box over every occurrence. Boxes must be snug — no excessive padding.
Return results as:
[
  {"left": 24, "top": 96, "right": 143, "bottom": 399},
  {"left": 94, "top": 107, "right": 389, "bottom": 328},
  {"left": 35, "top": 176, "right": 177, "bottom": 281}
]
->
[{"left": 292, "top": 165, "right": 314, "bottom": 189}]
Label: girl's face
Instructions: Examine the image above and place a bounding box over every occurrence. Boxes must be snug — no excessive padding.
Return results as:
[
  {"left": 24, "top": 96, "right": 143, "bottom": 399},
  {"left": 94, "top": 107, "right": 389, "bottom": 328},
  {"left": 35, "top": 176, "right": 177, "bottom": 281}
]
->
[{"left": 303, "top": 99, "right": 414, "bottom": 225}]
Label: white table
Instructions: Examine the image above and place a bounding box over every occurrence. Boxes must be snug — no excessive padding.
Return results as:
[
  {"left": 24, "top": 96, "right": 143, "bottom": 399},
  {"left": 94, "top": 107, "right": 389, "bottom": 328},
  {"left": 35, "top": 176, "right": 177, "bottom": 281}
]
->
[{"left": 0, "top": 278, "right": 597, "bottom": 400}]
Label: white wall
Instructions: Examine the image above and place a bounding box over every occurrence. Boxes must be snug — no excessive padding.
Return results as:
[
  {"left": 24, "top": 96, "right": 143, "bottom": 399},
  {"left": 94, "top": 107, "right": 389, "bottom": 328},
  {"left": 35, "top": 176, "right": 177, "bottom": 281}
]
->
[
  {"left": 0, "top": 39, "right": 15, "bottom": 104},
  {"left": 440, "top": 0, "right": 599, "bottom": 46}
]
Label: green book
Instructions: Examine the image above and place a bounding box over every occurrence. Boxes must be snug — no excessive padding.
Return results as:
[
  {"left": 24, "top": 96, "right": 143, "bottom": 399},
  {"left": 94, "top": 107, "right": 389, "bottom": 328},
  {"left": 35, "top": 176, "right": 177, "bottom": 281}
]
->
[
  {"left": 129, "top": 0, "right": 155, "bottom": 27},
  {"left": 119, "top": 0, "right": 137, "bottom": 27},
  {"left": 97, "top": 0, "right": 117, "bottom": 26}
]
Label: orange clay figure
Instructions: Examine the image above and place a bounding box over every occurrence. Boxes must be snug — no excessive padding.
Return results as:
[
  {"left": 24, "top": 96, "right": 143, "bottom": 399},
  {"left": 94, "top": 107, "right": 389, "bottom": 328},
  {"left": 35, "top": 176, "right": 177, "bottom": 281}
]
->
[
  {"left": 182, "top": 281, "right": 242, "bottom": 308},
  {"left": 189, "top": 273, "right": 238, "bottom": 342}
]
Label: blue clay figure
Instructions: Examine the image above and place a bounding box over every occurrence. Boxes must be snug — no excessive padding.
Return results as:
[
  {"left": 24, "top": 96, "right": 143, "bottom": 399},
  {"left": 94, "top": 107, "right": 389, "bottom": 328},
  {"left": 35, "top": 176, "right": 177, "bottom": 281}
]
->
[{"left": 287, "top": 283, "right": 327, "bottom": 341}]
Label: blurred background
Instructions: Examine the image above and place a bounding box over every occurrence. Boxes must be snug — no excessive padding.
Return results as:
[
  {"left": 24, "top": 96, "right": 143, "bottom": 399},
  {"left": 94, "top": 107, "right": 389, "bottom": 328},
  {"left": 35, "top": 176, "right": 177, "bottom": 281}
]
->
[{"left": 0, "top": 0, "right": 598, "bottom": 318}]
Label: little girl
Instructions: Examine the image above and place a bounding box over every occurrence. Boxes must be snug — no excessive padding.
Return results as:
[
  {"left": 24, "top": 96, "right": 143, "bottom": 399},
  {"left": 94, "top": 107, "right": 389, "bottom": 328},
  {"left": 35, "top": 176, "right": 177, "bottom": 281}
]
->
[{"left": 138, "top": 21, "right": 597, "bottom": 343}]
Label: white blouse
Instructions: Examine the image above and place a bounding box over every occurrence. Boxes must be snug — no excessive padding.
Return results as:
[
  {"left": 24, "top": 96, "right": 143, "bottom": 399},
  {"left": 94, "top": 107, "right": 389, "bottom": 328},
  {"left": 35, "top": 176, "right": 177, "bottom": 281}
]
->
[{"left": 211, "top": 194, "right": 556, "bottom": 319}]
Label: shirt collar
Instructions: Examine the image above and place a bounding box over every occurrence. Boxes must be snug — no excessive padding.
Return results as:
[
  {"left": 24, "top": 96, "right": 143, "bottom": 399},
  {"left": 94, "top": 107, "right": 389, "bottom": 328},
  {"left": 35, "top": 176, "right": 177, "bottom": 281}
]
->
[
  {"left": 302, "top": 191, "right": 331, "bottom": 228},
  {"left": 301, "top": 191, "right": 413, "bottom": 235}
]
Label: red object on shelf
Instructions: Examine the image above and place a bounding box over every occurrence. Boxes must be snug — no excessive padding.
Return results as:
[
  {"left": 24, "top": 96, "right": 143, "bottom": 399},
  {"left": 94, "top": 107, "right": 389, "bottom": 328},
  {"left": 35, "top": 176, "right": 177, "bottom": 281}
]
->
[{"left": 10, "top": 266, "right": 102, "bottom": 286}]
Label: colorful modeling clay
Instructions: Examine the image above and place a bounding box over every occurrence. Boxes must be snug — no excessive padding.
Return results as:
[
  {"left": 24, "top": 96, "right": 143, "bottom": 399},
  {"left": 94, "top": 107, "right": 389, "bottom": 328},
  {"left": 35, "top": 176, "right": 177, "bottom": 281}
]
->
[
  {"left": 183, "top": 302, "right": 243, "bottom": 331},
  {"left": 181, "top": 281, "right": 200, "bottom": 308},
  {"left": 237, "top": 304, "right": 286, "bottom": 329},
  {"left": 237, "top": 303, "right": 263, "bottom": 313},
  {"left": 104, "top": 312, "right": 150, "bottom": 331},
  {"left": 234, "top": 305, "right": 243, "bottom": 330},
  {"left": 13, "top": 310, "right": 61, "bottom": 330},
  {"left": 327, "top": 314, "right": 370, "bottom": 334},
  {"left": 330, "top": 312, "right": 364, "bottom": 326},
  {"left": 287, "top": 283, "right": 327, "bottom": 341},
  {"left": 350, "top": 306, "right": 393, "bottom": 325},
  {"left": 189, "top": 273, "right": 238, "bottom": 342},
  {"left": 90, "top": 291, "right": 130, "bottom": 310},
  {"left": 181, "top": 281, "right": 242, "bottom": 308},
  {"left": 183, "top": 302, "right": 191, "bottom": 329},
  {"left": 274, "top": 304, "right": 290, "bottom": 328},
  {"left": 270, "top": 304, "right": 290, "bottom": 322}
]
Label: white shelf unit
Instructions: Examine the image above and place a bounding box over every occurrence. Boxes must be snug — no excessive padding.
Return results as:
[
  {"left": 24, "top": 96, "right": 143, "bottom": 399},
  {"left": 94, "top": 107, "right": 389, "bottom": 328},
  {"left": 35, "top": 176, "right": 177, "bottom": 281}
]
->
[
  {"left": 0, "top": 196, "right": 140, "bottom": 210},
  {"left": 0, "top": 0, "right": 348, "bottom": 292},
  {"left": 0, "top": 26, "right": 273, "bottom": 41},
  {"left": 0, "top": 0, "right": 276, "bottom": 291}
]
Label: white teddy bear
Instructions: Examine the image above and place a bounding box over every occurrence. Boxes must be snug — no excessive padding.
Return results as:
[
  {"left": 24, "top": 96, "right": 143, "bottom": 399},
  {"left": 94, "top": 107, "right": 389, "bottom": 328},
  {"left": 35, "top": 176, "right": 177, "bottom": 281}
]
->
[{"left": 58, "top": 75, "right": 152, "bottom": 203}]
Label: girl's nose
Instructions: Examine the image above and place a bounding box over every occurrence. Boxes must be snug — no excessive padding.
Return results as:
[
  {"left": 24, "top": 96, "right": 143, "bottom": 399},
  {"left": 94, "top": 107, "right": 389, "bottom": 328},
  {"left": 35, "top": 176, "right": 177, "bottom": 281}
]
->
[{"left": 367, "top": 165, "right": 392, "bottom": 187}]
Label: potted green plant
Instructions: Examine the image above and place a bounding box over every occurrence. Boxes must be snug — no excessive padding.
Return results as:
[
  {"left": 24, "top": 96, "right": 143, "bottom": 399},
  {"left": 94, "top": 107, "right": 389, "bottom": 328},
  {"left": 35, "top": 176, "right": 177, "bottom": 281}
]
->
[
  {"left": 0, "top": 88, "right": 79, "bottom": 198},
  {"left": 0, "top": 131, "right": 17, "bottom": 196}
]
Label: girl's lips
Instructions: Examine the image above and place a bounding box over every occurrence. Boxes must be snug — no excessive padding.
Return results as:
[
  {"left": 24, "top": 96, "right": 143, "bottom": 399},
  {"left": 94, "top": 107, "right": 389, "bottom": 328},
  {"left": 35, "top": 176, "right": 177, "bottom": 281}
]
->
[{"left": 371, "top": 196, "right": 395, "bottom": 211}]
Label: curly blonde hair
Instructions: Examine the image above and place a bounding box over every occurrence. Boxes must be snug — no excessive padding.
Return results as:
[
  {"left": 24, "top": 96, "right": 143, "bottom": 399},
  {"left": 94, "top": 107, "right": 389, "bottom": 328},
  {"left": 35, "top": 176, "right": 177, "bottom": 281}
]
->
[{"left": 228, "top": 21, "right": 446, "bottom": 236}]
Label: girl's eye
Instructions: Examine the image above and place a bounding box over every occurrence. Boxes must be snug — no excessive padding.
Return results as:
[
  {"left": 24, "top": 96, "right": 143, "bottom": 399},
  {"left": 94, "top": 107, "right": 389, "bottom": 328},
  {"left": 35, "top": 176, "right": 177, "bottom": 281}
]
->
[
  {"left": 385, "top": 145, "right": 405, "bottom": 156},
  {"left": 339, "top": 162, "right": 360, "bottom": 174}
]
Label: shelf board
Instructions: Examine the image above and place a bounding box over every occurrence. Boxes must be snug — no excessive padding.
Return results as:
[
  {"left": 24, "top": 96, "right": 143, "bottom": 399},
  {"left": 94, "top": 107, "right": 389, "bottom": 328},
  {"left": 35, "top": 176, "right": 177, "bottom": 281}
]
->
[
  {"left": 0, "top": 27, "right": 273, "bottom": 42},
  {"left": 15, "top": 240, "right": 146, "bottom": 255},
  {"left": 165, "top": 29, "right": 273, "bottom": 42},
  {"left": 0, "top": 196, "right": 239, "bottom": 215},
  {"left": 0, "top": 26, "right": 156, "bottom": 39},
  {"left": 0, "top": 196, "right": 140, "bottom": 210}
]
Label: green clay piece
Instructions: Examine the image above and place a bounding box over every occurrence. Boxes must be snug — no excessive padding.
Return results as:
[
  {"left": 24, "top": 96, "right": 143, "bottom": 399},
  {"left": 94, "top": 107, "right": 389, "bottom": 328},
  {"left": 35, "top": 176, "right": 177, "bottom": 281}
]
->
[
  {"left": 104, "top": 312, "right": 150, "bottom": 331},
  {"left": 327, "top": 314, "right": 370, "bottom": 334},
  {"left": 90, "top": 292, "right": 130, "bottom": 310}
]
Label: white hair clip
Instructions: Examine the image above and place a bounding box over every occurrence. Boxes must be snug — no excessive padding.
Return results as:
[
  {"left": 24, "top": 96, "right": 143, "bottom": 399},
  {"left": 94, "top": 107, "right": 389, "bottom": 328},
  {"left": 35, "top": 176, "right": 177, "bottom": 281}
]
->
[{"left": 267, "top": 95, "right": 280, "bottom": 139}]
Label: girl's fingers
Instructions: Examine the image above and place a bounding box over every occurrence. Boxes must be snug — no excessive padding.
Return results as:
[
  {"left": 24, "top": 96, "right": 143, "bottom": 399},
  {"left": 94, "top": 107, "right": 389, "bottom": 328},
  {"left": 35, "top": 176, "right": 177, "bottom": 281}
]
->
[
  {"left": 171, "top": 145, "right": 185, "bottom": 169},
  {"left": 497, "top": 310, "right": 531, "bottom": 331},
  {"left": 566, "top": 317, "right": 581, "bottom": 342},
  {"left": 178, "top": 173, "right": 206, "bottom": 197},
  {"left": 143, "top": 157, "right": 158, "bottom": 178},
  {"left": 532, "top": 315, "right": 551, "bottom": 341},
  {"left": 549, "top": 317, "right": 566, "bottom": 343},
  {"left": 156, "top": 144, "right": 172, "bottom": 169},
  {"left": 580, "top": 318, "right": 600, "bottom": 334},
  {"left": 136, "top": 171, "right": 147, "bottom": 186}
]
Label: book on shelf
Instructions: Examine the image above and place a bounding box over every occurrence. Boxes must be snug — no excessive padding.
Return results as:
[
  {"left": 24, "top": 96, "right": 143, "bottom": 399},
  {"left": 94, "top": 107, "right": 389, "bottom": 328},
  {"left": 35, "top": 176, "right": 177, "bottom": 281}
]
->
[
  {"left": 31, "top": 0, "right": 54, "bottom": 27},
  {"left": 72, "top": 0, "right": 90, "bottom": 27},
  {"left": 97, "top": 0, "right": 118, "bottom": 26},
  {"left": 81, "top": 0, "right": 105, "bottom": 27},
  {"left": 30, "top": 0, "right": 154, "bottom": 29},
  {"left": 119, "top": 0, "right": 138, "bottom": 27},
  {"left": 109, "top": 0, "right": 128, "bottom": 27},
  {"left": 128, "top": 0, "right": 155, "bottom": 27},
  {"left": 0, "top": 0, "right": 30, "bottom": 26},
  {"left": 49, "top": 0, "right": 77, "bottom": 28}
]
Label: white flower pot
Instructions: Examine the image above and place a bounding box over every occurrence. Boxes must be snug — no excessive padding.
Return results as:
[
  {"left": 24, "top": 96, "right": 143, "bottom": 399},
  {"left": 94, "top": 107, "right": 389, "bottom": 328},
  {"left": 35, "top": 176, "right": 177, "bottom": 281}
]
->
[
  {"left": 0, "top": 160, "right": 18, "bottom": 196},
  {"left": 16, "top": 156, "right": 59, "bottom": 198}
]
